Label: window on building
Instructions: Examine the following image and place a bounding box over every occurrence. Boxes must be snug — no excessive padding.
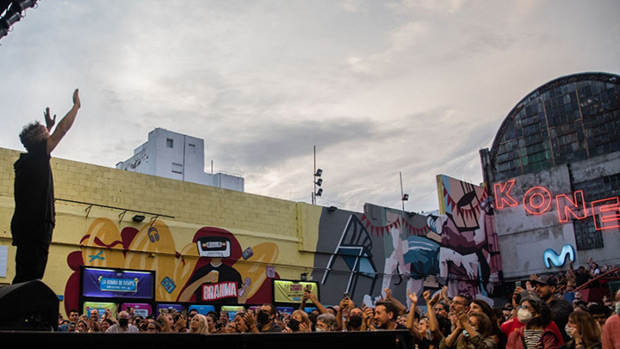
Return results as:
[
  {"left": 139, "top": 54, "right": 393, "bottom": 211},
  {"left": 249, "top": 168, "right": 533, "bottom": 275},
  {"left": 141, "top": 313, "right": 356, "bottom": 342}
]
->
[{"left": 167, "top": 138, "right": 174, "bottom": 148}]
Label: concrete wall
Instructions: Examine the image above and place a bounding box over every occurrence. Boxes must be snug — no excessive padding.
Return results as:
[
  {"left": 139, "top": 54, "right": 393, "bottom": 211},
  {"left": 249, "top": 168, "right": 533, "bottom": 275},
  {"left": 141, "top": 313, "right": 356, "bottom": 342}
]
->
[
  {"left": 0, "top": 148, "right": 501, "bottom": 316},
  {"left": 493, "top": 152, "right": 620, "bottom": 279}
]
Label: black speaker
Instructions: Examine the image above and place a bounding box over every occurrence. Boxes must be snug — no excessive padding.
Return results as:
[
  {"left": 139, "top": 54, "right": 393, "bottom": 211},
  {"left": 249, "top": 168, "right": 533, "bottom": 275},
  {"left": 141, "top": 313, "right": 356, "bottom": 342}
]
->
[{"left": 0, "top": 279, "right": 58, "bottom": 331}]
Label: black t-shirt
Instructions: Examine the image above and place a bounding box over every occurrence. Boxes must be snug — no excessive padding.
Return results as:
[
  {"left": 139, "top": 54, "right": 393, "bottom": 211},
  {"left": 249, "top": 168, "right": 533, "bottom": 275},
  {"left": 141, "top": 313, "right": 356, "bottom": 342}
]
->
[
  {"left": 11, "top": 141, "right": 55, "bottom": 246},
  {"left": 187, "top": 262, "right": 243, "bottom": 304}
]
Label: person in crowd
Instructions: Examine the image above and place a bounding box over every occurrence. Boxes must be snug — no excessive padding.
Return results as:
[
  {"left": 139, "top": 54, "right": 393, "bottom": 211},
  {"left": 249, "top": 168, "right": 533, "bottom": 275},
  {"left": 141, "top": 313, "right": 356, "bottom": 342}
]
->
[
  {"left": 106, "top": 311, "right": 139, "bottom": 333},
  {"left": 244, "top": 303, "right": 282, "bottom": 333},
  {"left": 451, "top": 294, "right": 473, "bottom": 319},
  {"left": 345, "top": 307, "right": 366, "bottom": 331},
  {"left": 100, "top": 318, "right": 115, "bottom": 333},
  {"left": 587, "top": 304, "right": 611, "bottom": 329},
  {"left": 419, "top": 290, "right": 444, "bottom": 348},
  {"left": 228, "top": 312, "right": 251, "bottom": 333},
  {"left": 532, "top": 274, "right": 573, "bottom": 342},
  {"left": 336, "top": 294, "right": 354, "bottom": 331},
  {"left": 371, "top": 300, "right": 406, "bottom": 331},
  {"left": 188, "top": 313, "right": 209, "bottom": 334},
  {"left": 300, "top": 288, "right": 328, "bottom": 315},
  {"left": 218, "top": 311, "right": 229, "bottom": 329},
  {"left": 440, "top": 311, "right": 497, "bottom": 349},
  {"left": 146, "top": 321, "right": 161, "bottom": 333},
  {"left": 173, "top": 316, "right": 187, "bottom": 333},
  {"left": 76, "top": 319, "right": 89, "bottom": 333},
  {"left": 316, "top": 313, "right": 338, "bottom": 332},
  {"left": 435, "top": 301, "right": 454, "bottom": 337},
  {"left": 602, "top": 289, "right": 620, "bottom": 349},
  {"left": 156, "top": 313, "right": 172, "bottom": 333},
  {"left": 506, "top": 295, "right": 563, "bottom": 348},
  {"left": 286, "top": 310, "right": 312, "bottom": 332},
  {"left": 137, "top": 319, "right": 149, "bottom": 332},
  {"left": 206, "top": 313, "right": 219, "bottom": 334},
  {"left": 470, "top": 299, "right": 507, "bottom": 348},
  {"left": 562, "top": 311, "right": 602, "bottom": 349}
]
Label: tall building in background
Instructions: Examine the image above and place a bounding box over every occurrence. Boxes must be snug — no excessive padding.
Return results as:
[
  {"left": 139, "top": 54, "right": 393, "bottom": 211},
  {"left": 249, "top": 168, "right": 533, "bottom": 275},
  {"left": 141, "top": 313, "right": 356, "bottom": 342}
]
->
[
  {"left": 116, "top": 128, "right": 244, "bottom": 192},
  {"left": 480, "top": 72, "right": 620, "bottom": 281}
]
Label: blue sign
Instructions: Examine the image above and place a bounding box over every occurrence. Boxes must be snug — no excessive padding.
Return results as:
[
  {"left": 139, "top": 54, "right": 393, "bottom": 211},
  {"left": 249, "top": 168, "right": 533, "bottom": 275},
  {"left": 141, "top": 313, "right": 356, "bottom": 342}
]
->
[
  {"left": 544, "top": 244, "right": 575, "bottom": 268},
  {"left": 82, "top": 267, "right": 154, "bottom": 299}
]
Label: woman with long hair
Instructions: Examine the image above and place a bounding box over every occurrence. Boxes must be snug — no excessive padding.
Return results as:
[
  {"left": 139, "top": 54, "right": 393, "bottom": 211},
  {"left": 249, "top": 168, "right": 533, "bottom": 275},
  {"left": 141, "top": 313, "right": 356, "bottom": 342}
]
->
[
  {"left": 562, "top": 311, "right": 602, "bottom": 349},
  {"left": 188, "top": 314, "right": 209, "bottom": 335},
  {"left": 470, "top": 299, "right": 507, "bottom": 348}
]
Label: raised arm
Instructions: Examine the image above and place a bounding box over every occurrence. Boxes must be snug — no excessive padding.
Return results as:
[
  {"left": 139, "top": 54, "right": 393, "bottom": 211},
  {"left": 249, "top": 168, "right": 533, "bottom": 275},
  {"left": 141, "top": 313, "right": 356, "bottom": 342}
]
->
[
  {"left": 406, "top": 289, "right": 423, "bottom": 341},
  {"left": 47, "top": 89, "right": 81, "bottom": 154},
  {"left": 306, "top": 290, "right": 328, "bottom": 315},
  {"left": 385, "top": 287, "right": 407, "bottom": 316},
  {"left": 424, "top": 290, "right": 443, "bottom": 339}
]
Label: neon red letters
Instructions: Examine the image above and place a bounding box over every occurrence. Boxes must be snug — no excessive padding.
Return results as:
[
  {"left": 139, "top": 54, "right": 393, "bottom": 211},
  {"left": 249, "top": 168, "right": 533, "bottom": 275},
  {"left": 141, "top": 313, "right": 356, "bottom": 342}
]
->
[{"left": 494, "top": 179, "right": 620, "bottom": 231}]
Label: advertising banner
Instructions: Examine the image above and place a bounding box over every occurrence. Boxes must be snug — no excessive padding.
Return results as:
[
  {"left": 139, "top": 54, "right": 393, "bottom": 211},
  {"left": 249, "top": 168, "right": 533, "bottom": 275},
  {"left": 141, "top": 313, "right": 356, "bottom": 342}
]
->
[
  {"left": 82, "top": 267, "right": 154, "bottom": 300},
  {"left": 273, "top": 280, "right": 319, "bottom": 304}
]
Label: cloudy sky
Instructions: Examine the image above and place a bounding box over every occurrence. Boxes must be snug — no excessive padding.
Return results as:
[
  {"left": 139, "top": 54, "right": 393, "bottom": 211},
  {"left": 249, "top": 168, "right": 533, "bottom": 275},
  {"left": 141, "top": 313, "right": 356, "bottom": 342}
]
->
[{"left": 1, "top": 0, "right": 619, "bottom": 212}]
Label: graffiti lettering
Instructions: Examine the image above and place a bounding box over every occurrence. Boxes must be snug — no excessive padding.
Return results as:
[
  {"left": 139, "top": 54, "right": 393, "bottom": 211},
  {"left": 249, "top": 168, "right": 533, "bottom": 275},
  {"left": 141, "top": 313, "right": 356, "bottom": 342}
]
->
[
  {"left": 202, "top": 281, "right": 238, "bottom": 301},
  {"left": 494, "top": 179, "right": 620, "bottom": 231},
  {"left": 543, "top": 244, "right": 575, "bottom": 268}
]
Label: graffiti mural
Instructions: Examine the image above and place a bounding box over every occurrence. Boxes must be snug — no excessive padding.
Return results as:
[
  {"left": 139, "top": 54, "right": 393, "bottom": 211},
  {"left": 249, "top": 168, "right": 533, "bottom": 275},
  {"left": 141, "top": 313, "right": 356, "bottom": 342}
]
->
[
  {"left": 63, "top": 219, "right": 279, "bottom": 315},
  {"left": 312, "top": 175, "right": 501, "bottom": 307}
]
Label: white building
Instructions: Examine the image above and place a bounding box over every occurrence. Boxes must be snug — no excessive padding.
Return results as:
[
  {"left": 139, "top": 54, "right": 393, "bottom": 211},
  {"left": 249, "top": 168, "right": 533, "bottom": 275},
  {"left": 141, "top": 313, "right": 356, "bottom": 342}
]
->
[{"left": 116, "top": 128, "right": 244, "bottom": 192}]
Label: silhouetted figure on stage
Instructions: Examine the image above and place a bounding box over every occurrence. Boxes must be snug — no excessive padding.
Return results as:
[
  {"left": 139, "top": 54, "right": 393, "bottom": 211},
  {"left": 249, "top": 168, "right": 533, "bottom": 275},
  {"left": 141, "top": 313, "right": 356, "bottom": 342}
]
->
[{"left": 11, "top": 89, "right": 81, "bottom": 284}]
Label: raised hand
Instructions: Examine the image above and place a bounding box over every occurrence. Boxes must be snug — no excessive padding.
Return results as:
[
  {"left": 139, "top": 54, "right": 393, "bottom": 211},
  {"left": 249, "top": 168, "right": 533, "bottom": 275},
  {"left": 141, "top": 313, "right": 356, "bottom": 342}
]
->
[
  {"left": 44, "top": 107, "right": 56, "bottom": 131},
  {"left": 407, "top": 289, "right": 418, "bottom": 304},
  {"left": 73, "top": 88, "right": 81, "bottom": 109}
]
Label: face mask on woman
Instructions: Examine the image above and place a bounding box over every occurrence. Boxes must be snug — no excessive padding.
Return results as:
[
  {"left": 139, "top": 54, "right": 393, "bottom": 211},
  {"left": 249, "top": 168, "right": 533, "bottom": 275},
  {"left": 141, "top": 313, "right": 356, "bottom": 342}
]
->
[
  {"left": 565, "top": 325, "right": 574, "bottom": 338},
  {"left": 517, "top": 308, "right": 533, "bottom": 324}
]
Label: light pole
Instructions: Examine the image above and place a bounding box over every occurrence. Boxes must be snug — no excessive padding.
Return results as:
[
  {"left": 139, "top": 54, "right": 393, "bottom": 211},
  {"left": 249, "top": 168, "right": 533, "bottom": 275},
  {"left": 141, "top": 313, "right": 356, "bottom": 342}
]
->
[
  {"left": 400, "top": 172, "right": 409, "bottom": 211},
  {"left": 312, "top": 145, "right": 323, "bottom": 205}
]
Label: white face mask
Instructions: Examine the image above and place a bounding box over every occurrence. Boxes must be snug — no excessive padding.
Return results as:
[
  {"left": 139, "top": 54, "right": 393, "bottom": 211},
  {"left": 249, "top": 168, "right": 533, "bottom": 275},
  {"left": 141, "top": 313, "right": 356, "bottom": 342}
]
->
[
  {"left": 565, "top": 325, "right": 573, "bottom": 338},
  {"left": 615, "top": 302, "right": 620, "bottom": 315},
  {"left": 517, "top": 308, "right": 533, "bottom": 324}
]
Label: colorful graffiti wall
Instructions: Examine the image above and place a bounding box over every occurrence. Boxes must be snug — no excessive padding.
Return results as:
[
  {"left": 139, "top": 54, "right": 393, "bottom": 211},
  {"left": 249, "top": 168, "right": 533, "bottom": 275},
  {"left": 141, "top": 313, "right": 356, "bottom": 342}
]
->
[
  {"left": 0, "top": 148, "right": 502, "bottom": 315},
  {"left": 312, "top": 175, "right": 501, "bottom": 307}
]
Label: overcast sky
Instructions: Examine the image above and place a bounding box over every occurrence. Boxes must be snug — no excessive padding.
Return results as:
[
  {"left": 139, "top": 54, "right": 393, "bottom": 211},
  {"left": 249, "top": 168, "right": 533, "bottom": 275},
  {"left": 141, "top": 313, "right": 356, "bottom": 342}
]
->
[{"left": 1, "top": 0, "right": 619, "bottom": 212}]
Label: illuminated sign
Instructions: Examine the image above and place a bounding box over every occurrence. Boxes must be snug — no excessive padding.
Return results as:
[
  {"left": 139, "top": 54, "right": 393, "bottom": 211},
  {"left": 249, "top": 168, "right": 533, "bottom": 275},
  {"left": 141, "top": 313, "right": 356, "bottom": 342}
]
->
[
  {"left": 494, "top": 179, "right": 620, "bottom": 231},
  {"left": 544, "top": 244, "right": 576, "bottom": 268}
]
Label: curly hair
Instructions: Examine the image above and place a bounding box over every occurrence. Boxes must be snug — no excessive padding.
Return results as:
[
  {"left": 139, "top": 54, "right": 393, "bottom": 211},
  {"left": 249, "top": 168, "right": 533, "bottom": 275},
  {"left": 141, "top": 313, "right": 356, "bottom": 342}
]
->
[{"left": 19, "top": 121, "right": 48, "bottom": 152}]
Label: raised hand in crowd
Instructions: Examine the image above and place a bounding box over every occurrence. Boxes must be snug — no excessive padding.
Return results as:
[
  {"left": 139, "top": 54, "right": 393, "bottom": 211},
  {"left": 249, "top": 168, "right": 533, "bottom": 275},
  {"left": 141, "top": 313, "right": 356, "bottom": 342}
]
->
[{"left": 362, "top": 305, "right": 375, "bottom": 331}]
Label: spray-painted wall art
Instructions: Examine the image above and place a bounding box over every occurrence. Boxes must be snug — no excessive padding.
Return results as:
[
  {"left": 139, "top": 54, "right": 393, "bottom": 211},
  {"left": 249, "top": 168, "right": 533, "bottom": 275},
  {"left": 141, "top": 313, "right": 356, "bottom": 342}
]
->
[{"left": 312, "top": 175, "right": 501, "bottom": 307}]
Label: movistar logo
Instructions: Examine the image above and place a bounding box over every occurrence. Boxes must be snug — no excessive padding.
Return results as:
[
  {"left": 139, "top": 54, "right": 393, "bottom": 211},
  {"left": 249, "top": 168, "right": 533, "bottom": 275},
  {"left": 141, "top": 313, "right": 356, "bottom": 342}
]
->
[{"left": 543, "top": 244, "right": 575, "bottom": 268}]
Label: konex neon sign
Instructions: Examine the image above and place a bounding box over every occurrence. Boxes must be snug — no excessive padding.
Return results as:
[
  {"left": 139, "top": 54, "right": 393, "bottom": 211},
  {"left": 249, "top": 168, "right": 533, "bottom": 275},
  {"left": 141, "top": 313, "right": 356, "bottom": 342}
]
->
[{"left": 494, "top": 179, "right": 620, "bottom": 231}]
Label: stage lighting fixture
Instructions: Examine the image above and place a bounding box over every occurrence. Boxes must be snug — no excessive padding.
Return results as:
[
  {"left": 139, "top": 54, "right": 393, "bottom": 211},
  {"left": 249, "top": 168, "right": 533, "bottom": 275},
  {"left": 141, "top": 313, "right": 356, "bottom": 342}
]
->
[
  {"left": 315, "top": 188, "right": 323, "bottom": 197},
  {"left": 0, "top": 10, "right": 21, "bottom": 30},
  {"left": 314, "top": 169, "right": 323, "bottom": 177}
]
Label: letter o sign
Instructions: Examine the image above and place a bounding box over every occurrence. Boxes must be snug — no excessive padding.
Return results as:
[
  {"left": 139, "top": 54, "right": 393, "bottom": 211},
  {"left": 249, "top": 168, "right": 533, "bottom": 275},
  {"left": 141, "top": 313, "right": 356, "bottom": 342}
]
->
[{"left": 523, "top": 186, "right": 552, "bottom": 215}]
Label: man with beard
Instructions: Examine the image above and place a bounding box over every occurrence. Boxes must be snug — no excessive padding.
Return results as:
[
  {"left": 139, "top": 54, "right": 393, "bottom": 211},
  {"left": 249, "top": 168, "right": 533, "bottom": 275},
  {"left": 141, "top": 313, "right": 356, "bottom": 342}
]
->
[
  {"left": 373, "top": 301, "right": 412, "bottom": 349},
  {"left": 531, "top": 275, "right": 572, "bottom": 343}
]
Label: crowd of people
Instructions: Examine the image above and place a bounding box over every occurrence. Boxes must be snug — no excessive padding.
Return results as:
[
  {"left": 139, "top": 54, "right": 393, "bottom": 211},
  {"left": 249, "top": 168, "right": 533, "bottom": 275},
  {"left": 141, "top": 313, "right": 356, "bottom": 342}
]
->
[{"left": 55, "top": 276, "right": 620, "bottom": 349}]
